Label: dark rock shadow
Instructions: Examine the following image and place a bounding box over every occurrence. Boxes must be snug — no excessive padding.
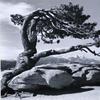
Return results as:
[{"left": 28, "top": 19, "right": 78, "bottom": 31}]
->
[
  {"left": 4, "top": 85, "right": 94, "bottom": 98},
  {"left": 35, "top": 86, "right": 94, "bottom": 96},
  {"left": 20, "top": 95, "right": 32, "bottom": 98}
]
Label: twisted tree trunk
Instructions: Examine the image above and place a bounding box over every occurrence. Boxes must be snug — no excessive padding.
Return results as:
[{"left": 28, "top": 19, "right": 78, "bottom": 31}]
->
[{"left": 1, "top": 11, "right": 38, "bottom": 96}]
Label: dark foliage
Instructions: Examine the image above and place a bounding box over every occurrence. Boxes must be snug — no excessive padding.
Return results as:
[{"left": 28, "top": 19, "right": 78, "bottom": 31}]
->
[{"left": 10, "top": 2, "right": 100, "bottom": 44}]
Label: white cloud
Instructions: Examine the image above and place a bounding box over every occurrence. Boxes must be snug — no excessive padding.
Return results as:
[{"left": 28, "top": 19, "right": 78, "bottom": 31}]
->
[{"left": 0, "top": 2, "right": 35, "bottom": 24}]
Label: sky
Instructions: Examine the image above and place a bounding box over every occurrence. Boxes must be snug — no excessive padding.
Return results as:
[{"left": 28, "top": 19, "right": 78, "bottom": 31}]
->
[{"left": 0, "top": 0, "right": 100, "bottom": 60}]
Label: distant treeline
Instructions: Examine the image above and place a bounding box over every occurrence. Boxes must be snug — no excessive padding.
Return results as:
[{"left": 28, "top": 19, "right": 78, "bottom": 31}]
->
[
  {"left": 1, "top": 60, "right": 16, "bottom": 71},
  {"left": 1, "top": 57, "right": 69, "bottom": 71},
  {"left": 1, "top": 57, "right": 100, "bottom": 71}
]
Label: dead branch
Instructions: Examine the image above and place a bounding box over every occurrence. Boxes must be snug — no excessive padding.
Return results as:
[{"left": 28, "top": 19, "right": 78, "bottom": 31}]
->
[
  {"left": 32, "top": 41, "right": 100, "bottom": 62},
  {"left": 85, "top": 47, "right": 100, "bottom": 56}
]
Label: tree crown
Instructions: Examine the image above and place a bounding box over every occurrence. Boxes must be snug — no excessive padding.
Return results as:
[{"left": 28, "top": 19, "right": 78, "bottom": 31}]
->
[{"left": 10, "top": 2, "right": 100, "bottom": 45}]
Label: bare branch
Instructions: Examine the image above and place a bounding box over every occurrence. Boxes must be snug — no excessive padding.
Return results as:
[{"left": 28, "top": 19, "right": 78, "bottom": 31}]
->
[
  {"left": 85, "top": 47, "right": 100, "bottom": 56},
  {"left": 32, "top": 41, "right": 100, "bottom": 62}
]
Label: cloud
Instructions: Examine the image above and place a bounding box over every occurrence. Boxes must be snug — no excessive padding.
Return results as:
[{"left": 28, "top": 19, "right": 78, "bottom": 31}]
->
[{"left": 0, "top": 2, "right": 35, "bottom": 24}]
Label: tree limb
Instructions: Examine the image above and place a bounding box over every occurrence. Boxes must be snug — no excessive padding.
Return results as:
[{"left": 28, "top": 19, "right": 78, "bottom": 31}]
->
[
  {"left": 85, "top": 47, "right": 100, "bottom": 56},
  {"left": 32, "top": 41, "right": 100, "bottom": 62}
]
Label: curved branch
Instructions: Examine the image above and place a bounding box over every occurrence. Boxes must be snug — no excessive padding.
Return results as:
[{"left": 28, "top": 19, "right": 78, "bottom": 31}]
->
[
  {"left": 32, "top": 41, "right": 100, "bottom": 62},
  {"left": 85, "top": 47, "right": 100, "bottom": 56},
  {"left": 20, "top": 10, "right": 44, "bottom": 54}
]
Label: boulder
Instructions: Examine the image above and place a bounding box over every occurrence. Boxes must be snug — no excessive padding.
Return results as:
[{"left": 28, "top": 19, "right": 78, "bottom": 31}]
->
[
  {"left": 8, "top": 64, "right": 74, "bottom": 91},
  {"left": 7, "top": 63, "right": 100, "bottom": 92},
  {"left": 69, "top": 64, "right": 100, "bottom": 85}
]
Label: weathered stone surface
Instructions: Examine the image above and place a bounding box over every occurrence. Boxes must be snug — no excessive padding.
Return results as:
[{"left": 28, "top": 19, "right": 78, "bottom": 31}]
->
[
  {"left": 8, "top": 64, "right": 74, "bottom": 91},
  {"left": 5, "top": 62, "right": 100, "bottom": 92},
  {"left": 69, "top": 64, "right": 100, "bottom": 85}
]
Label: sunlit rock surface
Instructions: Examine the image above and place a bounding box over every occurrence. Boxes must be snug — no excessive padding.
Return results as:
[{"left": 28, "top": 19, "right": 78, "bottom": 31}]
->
[{"left": 8, "top": 64, "right": 74, "bottom": 91}]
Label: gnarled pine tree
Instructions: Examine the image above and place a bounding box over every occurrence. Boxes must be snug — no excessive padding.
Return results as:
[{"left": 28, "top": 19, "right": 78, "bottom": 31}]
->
[{"left": 1, "top": 2, "right": 100, "bottom": 96}]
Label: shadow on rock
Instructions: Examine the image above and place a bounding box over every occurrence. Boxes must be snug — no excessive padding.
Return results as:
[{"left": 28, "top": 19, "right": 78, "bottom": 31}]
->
[{"left": 35, "top": 86, "right": 94, "bottom": 96}]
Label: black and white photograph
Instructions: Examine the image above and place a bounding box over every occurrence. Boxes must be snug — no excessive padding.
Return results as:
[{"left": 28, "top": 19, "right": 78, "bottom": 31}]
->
[{"left": 0, "top": 0, "right": 100, "bottom": 100}]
